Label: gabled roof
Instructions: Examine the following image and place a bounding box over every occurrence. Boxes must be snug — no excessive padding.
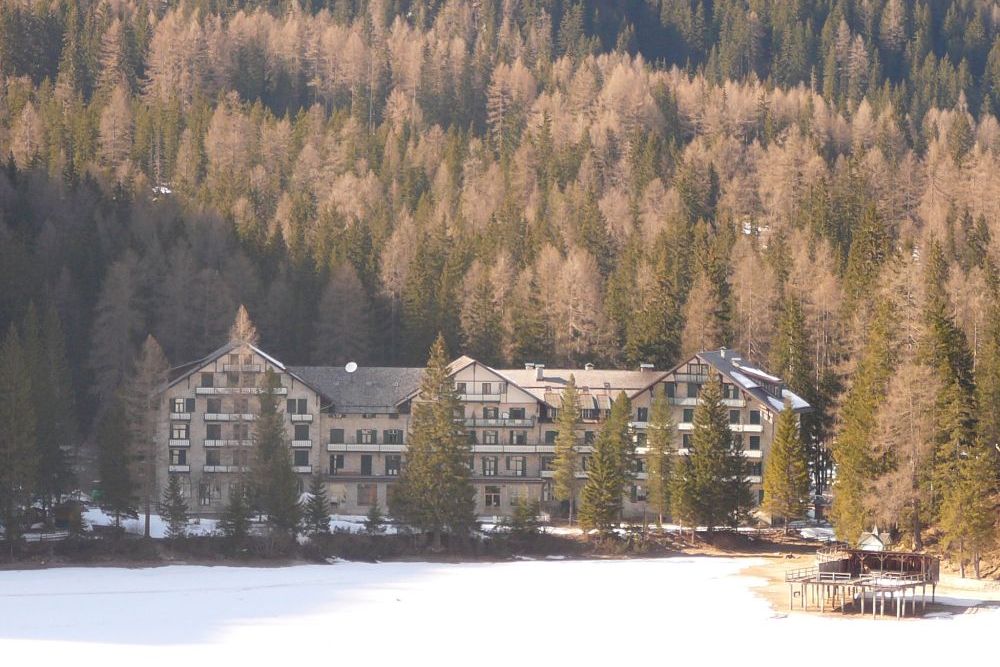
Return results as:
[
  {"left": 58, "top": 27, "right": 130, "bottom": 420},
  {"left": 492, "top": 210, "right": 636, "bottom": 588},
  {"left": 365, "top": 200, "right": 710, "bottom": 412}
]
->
[
  {"left": 163, "top": 341, "right": 294, "bottom": 392},
  {"left": 690, "top": 349, "right": 811, "bottom": 413},
  {"left": 494, "top": 368, "right": 667, "bottom": 408},
  {"left": 287, "top": 365, "right": 424, "bottom": 412}
]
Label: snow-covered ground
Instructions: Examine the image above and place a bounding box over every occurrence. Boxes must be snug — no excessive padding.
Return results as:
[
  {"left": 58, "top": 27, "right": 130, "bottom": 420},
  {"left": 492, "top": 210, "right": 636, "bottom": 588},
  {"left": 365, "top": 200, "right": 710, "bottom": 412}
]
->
[{"left": 0, "top": 558, "right": 995, "bottom": 666}]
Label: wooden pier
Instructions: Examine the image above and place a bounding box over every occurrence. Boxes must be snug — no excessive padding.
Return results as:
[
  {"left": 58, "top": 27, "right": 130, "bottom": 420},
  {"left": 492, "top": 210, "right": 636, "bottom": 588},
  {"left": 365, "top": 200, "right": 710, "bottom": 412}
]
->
[{"left": 785, "top": 548, "right": 940, "bottom": 619}]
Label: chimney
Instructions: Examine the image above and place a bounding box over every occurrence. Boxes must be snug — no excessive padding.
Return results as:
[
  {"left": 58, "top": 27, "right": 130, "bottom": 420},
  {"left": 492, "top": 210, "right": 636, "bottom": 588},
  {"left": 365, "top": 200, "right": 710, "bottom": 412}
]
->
[
  {"left": 639, "top": 363, "right": 654, "bottom": 372},
  {"left": 720, "top": 347, "right": 727, "bottom": 358},
  {"left": 584, "top": 362, "right": 595, "bottom": 371},
  {"left": 535, "top": 364, "right": 545, "bottom": 381}
]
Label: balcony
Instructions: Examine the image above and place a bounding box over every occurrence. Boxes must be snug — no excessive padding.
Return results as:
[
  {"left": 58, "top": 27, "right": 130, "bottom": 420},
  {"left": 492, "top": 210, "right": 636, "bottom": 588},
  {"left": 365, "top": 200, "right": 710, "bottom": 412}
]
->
[
  {"left": 291, "top": 440, "right": 312, "bottom": 448},
  {"left": 204, "top": 439, "right": 253, "bottom": 447},
  {"left": 290, "top": 414, "right": 313, "bottom": 423},
  {"left": 292, "top": 465, "right": 313, "bottom": 474},
  {"left": 457, "top": 392, "right": 502, "bottom": 402},
  {"left": 747, "top": 475, "right": 762, "bottom": 484},
  {"left": 168, "top": 464, "right": 190, "bottom": 473},
  {"left": 202, "top": 465, "right": 230, "bottom": 473},
  {"left": 668, "top": 397, "right": 698, "bottom": 407},
  {"left": 730, "top": 423, "right": 763, "bottom": 433},
  {"left": 744, "top": 449, "right": 762, "bottom": 458},
  {"left": 170, "top": 412, "right": 191, "bottom": 421},
  {"left": 678, "top": 423, "right": 693, "bottom": 431},
  {"left": 722, "top": 398, "right": 747, "bottom": 407},
  {"left": 673, "top": 373, "right": 708, "bottom": 383},
  {"left": 630, "top": 421, "right": 648, "bottom": 429},
  {"left": 463, "top": 417, "right": 535, "bottom": 428},
  {"left": 204, "top": 413, "right": 256, "bottom": 422},
  {"left": 223, "top": 364, "right": 262, "bottom": 373},
  {"left": 168, "top": 439, "right": 191, "bottom": 448},
  {"left": 326, "top": 443, "right": 405, "bottom": 453},
  {"left": 196, "top": 387, "right": 287, "bottom": 395}
]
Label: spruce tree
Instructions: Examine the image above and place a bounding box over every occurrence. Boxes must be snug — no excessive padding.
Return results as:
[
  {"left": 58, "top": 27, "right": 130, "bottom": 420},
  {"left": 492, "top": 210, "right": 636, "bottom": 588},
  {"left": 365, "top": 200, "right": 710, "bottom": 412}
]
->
[
  {"left": 303, "top": 473, "right": 331, "bottom": 537},
  {"left": 552, "top": 375, "right": 580, "bottom": 524},
  {"left": 762, "top": 401, "right": 811, "bottom": 532},
  {"left": 126, "top": 335, "right": 169, "bottom": 538},
  {"left": 364, "top": 503, "right": 386, "bottom": 534},
  {"left": 0, "top": 327, "right": 37, "bottom": 546},
  {"left": 252, "top": 368, "right": 301, "bottom": 539},
  {"left": 579, "top": 393, "right": 632, "bottom": 534},
  {"left": 688, "top": 375, "right": 744, "bottom": 533},
  {"left": 96, "top": 396, "right": 136, "bottom": 530},
  {"left": 160, "top": 474, "right": 189, "bottom": 540},
  {"left": 509, "top": 271, "right": 553, "bottom": 363},
  {"left": 389, "top": 335, "right": 476, "bottom": 547},
  {"left": 462, "top": 271, "right": 501, "bottom": 365},
  {"left": 219, "top": 479, "right": 252, "bottom": 541},
  {"left": 939, "top": 443, "right": 998, "bottom": 578},
  {"left": 669, "top": 453, "right": 698, "bottom": 540},
  {"left": 645, "top": 391, "right": 674, "bottom": 527}
]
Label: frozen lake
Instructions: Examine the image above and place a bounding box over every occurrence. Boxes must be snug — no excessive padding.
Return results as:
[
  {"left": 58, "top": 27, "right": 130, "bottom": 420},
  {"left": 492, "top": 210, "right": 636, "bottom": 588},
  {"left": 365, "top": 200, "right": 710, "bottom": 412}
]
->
[{"left": 0, "top": 557, "right": 995, "bottom": 665}]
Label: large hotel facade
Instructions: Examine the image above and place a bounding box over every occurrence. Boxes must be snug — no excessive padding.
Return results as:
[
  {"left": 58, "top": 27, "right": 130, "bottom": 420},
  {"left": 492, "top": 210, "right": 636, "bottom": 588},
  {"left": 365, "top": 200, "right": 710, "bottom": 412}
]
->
[{"left": 157, "top": 344, "right": 810, "bottom": 520}]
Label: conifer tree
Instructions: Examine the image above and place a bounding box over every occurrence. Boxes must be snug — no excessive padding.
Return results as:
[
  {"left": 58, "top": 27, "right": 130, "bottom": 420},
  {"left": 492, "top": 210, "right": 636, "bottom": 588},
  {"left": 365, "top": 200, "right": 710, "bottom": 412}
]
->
[
  {"left": 670, "top": 452, "right": 698, "bottom": 540},
  {"left": 626, "top": 250, "right": 682, "bottom": 369},
  {"left": 39, "top": 305, "right": 76, "bottom": 507},
  {"left": 645, "top": 391, "right": 674, "bottom": 527},
  {"left": 0, "top": 327, "right": 37, "bottom": 546},
  {"left": 462, "top": 270, "right": 501, "bottom": 365},
  {"left": 509, "top": 271, "right": 553, "bottom": 363},
  {"left": 219, "top": 479, "right": 252, "bottom": 541},
  {"left": 688, "top": 375, "right": 746, "bottom": 532},
  {"left": 96, "top": 396, "right": 136, "bottom": 530},
  {"left": 389, "top": 335, "right": 476, "bottom": 547},
  {"left": 364, "top": 503, "right": 386, "bottom": 534},
  {"left": 126, "top": 335, "right": 169, "bottom": 538},
  {"left": 938, "top": 444, "right": 997, "bottom": 578},
  {"left": 579, "top": 393, "right": 632, "bottom": 534},
  {"left": 160, "top": 474, "right": 189, "bottom": 540},
  {"left": 843, "top": 204, "right": 892, "bottom": 316},
  {"left": 552, "top": 375, "right": 580, "bottom": 524},
  {"left": 762, "top": 401, "right": 811, "bottom": 532},
  {"left": 252, "top": 368, "right": 301, "bottom": 539},
  {"left": 303, "top": 473, "right": 331, "bottom": 537}
]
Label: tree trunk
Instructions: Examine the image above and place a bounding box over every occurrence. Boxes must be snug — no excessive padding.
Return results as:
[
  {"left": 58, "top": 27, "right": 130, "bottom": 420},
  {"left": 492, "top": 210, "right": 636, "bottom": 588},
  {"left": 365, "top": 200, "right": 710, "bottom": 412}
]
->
[
  {"left": 974, "top": 553, "right": 981, "bottom": 579},
  {"left": 911, "top": 508, "right": 922, "bottom": 551},
  {"left": 144, "top": 498, "right": 152, "bottom": 539}
]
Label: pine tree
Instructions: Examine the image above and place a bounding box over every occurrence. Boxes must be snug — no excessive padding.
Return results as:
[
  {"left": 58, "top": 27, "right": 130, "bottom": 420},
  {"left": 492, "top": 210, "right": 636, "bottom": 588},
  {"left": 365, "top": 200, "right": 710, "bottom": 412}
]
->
[
  {"left": 579, "top": 392, "right": 632, "bottom": 534},
  {"left": 389, "top": 335, "right": 476, "bottom": 547},
  {"left": 252, "top": 368, "right": 301, "bottom": 540},
  {"left": 125, "top": 335, "right": 169, "bottom": 538},
  {"left": 626, "top": 250, "right": 682, "bottom": 369},
  {"left": 303, "top": 473, "right": 331, "bottom": 537},
  {"left": 160, "top": 474, "right": 189, "bottom": 540},
  {"left": 939, "top": 443, "right": 998, "bottom": 578},
  {"left": 762, "top": 401, "right": 811, "bottom": 532},
  {"left": 462, "top": 271, "right": 501, "bottom": 365},
  {"left": 670, "top": 452, "right": 698, "bottom": 540},
  {"left": 219, "top": 479, "right": 252, "bottom": 541},
  {"left": 96, "top": 397, "right": 136, "bottom": 530},
  {"left": 645, "top": 391, "right": 674, "bottom": 527},
  {"left": 842, "top": 205, "right": 892, "bottom": 316},
  {"left": 552, "top": 375, "right": 580, "bottom": 524},
  {"left": 0, "top": 326, "right": 37, "bottom": 546},
  {"left": 688, "top": 375, "right": 745, "bottom": 532},
  {"left": 509, "top": 271, "right": 553, "bottom": 364},
  {"left": 364, "top": 503, "right": 386, "bottom": 534}
]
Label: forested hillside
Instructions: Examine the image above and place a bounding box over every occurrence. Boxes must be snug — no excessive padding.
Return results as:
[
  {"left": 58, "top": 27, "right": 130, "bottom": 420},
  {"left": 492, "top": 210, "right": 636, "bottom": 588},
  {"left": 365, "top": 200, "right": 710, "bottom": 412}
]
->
[{"left": 1, "top": 1, "right": 999, "bottom": 555}]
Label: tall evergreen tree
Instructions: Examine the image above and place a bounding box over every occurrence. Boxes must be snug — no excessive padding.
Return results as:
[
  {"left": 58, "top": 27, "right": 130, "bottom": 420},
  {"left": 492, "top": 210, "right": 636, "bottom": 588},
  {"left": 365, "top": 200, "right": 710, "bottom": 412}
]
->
[
  {"left": 938, "top": 443, "right": 997, "bottom": 578},
  {"left": 552, "top": 374, "right": 580, "bottom": 524},
  {"left": 219, "top": 478, "right": 252, "bottom": 541},
  {"left": 579, "top": 392, "right": 633, "bottom": 533},
  {"left": 509, "top": 271, "right": 553, "bottom": 363},
  {"left": 462, "top": 271, "right": 501, "bottom": 365},
  {"left": 303, "top": 473, "right": 331, "bottom": 537},
  {"left": 160, "top": 474, "right": 189, "bottom": 540},
  {"left": 645, "top": 391, "right": 674, "bottom": 527},
  {"left": 762, "top": 401, "right": 811, "bottom": 532},
  {"left": 96, "top": 396, "right": 136, "bottom": 530},
  {"left": 389, "top": 334, "right": 476, "bottom": 547},
  {"left": 0, "top": 327, "right": 37, "bottom": 546},
  {"left": 125, "top": 335, "right": 169, "bottom": 538},
  {"left": 252, "top": 368, "right": 301, "bottom": 539}
]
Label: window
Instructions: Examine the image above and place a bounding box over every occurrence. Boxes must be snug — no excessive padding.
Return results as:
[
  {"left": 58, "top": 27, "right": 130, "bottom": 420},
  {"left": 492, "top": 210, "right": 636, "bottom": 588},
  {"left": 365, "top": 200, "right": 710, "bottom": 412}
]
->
[
  {"left": 584, "top": 431, "right": 595, "bottom": 444},
  {"left": 233, "top": 423, "right": 249, "bottom": 440},
  {"left": 172, "top": 475, "right": 190, "bottom": 498},
  {"left": 509, "top": 490, "right": 521, "bottom": 506},
  {"left": 581, "top": 456, "right": 592, "bottom": 471},
  {"left": 456, "top": 382, "right": 467, "bottom": 394},
  {"left": 199, "top": 481, "right": 221, "bottom": 506},
  {"left": 509, "top": 407, "right": 526, "bottom": 420},
  {"left": 234, "top": 397, "right": 249, "bottom": 413},
  {"left": 544, "top": 430, "right": 557, "bottom": 444},
  {"left": 385, "top": 455, "right": 401, "bottom": 476},
  {"left": 541, "top": 456, "right": 554, "bottom": 471},
  {"left": 682, "top": 434, "right": 692, "bottom": 449},
  {"left": 294, "top": 424, "right": 310, "bottom": 441},
  {"left": 631, "top": 485, "right": 647, "bottom": 502},
  {"left": 636, "top": 407, "right": 649, "bottom": 422},
  {"left": 581, "top": 409, "right": 598, "bottom": 421},
  {"left": 362, "top": 413, "right": 377, "bottom": 419},
  {"left": 749, "top": 410, "right": 761, "bottom": 425},
  {"left": 687, "top": 383, "right": 700, "bottom": 398},
  {"left": 542, "top": 483, "right": 552, "bottom": 502},
  {"left": 171, "top": 423, "right": 189, "bottom": 439},
  {"left": 207, "top": 398, "right": 222, "bottom": 414},
  {"left": 232, "top": 450, "right": 249, "bottom": 467},
  {"left": 484, "top": 430, "right": 498, "bottom": 445},
  {"left": 749, "top": 436, "right": 761, "bottom": 451},
  {"left": 729, "top": 409, "right": 741, "bottom": 424},
  {"left": 170, "top": 448, "right": 187, "bottom": 465},
  {"left": 357, "top": 483, "right": 377, "bottom": 506},
  {"left": 228, "top": 354, "right": 239, "bottom": 365},
  {"left": 384, "top": 429, "right": 404, "bottom": 444},
  {"left": 731, "top": 433, "right": 743, "bottom": 449},
  {"left": 468, "top": 431, "right": 478, "bottom": 444},
  {"left": 482, "top": 457, "right": 498, "bottom": 476},
  {"left": 200, "top": 373, "right": 214, "bottom": 388},
  {"left": 509, "top": 431, "right": 527, "bottom": 445},
  {"left": 357, "top": 429, "right": 377, "bottom": 444},
  {"left": 507, "top": 456, "right": 526, "bottom": 477},
  {"left": 749, "top": 462, "right": 762, "bottom": 476},
  {"left": 665, "top": 382, "right": 676, "bottom": 398},
  {"left": 758, "top": 489, "right": 765, "bottom": 505},
  {"left": 172, "top": 398, "right": 194, "bottom": 413},
  {"left": 483, "top": 407, "right": 499, "bottom": 419},
  {"left": 682, "top": 408, "right": 694, "bottom": 423},
  {"left": 723, "top": 383, "right": 739, "bottom": 399},
  {"left": 481, "top": 382, "right": 492, "bottom": 395},
  {"left": 484, "top": 486, "right": 501, "bottom": 507},
  {"left": 360, "top": 455, "right": 373, "bottom": 476},
  {"left": 293, "top": 450, "right": 310, "bottom": 467},
  {"left": 206, "top": 450, "right": 221, "bottom": 466},
  {"left": 206, "top": 424, "right": 222, "bottom": 440},
  {"left": 329, "top": 454, "right": 344, "bottom": 474},
  {"left": 632, "top": 458, "right": 646, "bottom": 473},
  {"left": 329, "top": 428, "right": 345, "bottom": 444},
  {"left": 287, "top": 398, "right": 307, "bottom": 414}
]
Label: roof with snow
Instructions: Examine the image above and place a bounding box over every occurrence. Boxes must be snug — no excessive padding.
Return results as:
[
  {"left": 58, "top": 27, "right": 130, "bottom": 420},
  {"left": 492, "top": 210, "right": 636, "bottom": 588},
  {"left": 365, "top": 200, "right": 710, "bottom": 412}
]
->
[
  {"left": 694, "top": 349, "right": 811, "bottom": 414},
  {"left": 495, "top": 367, "right": 665, "bottom": 408}
]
